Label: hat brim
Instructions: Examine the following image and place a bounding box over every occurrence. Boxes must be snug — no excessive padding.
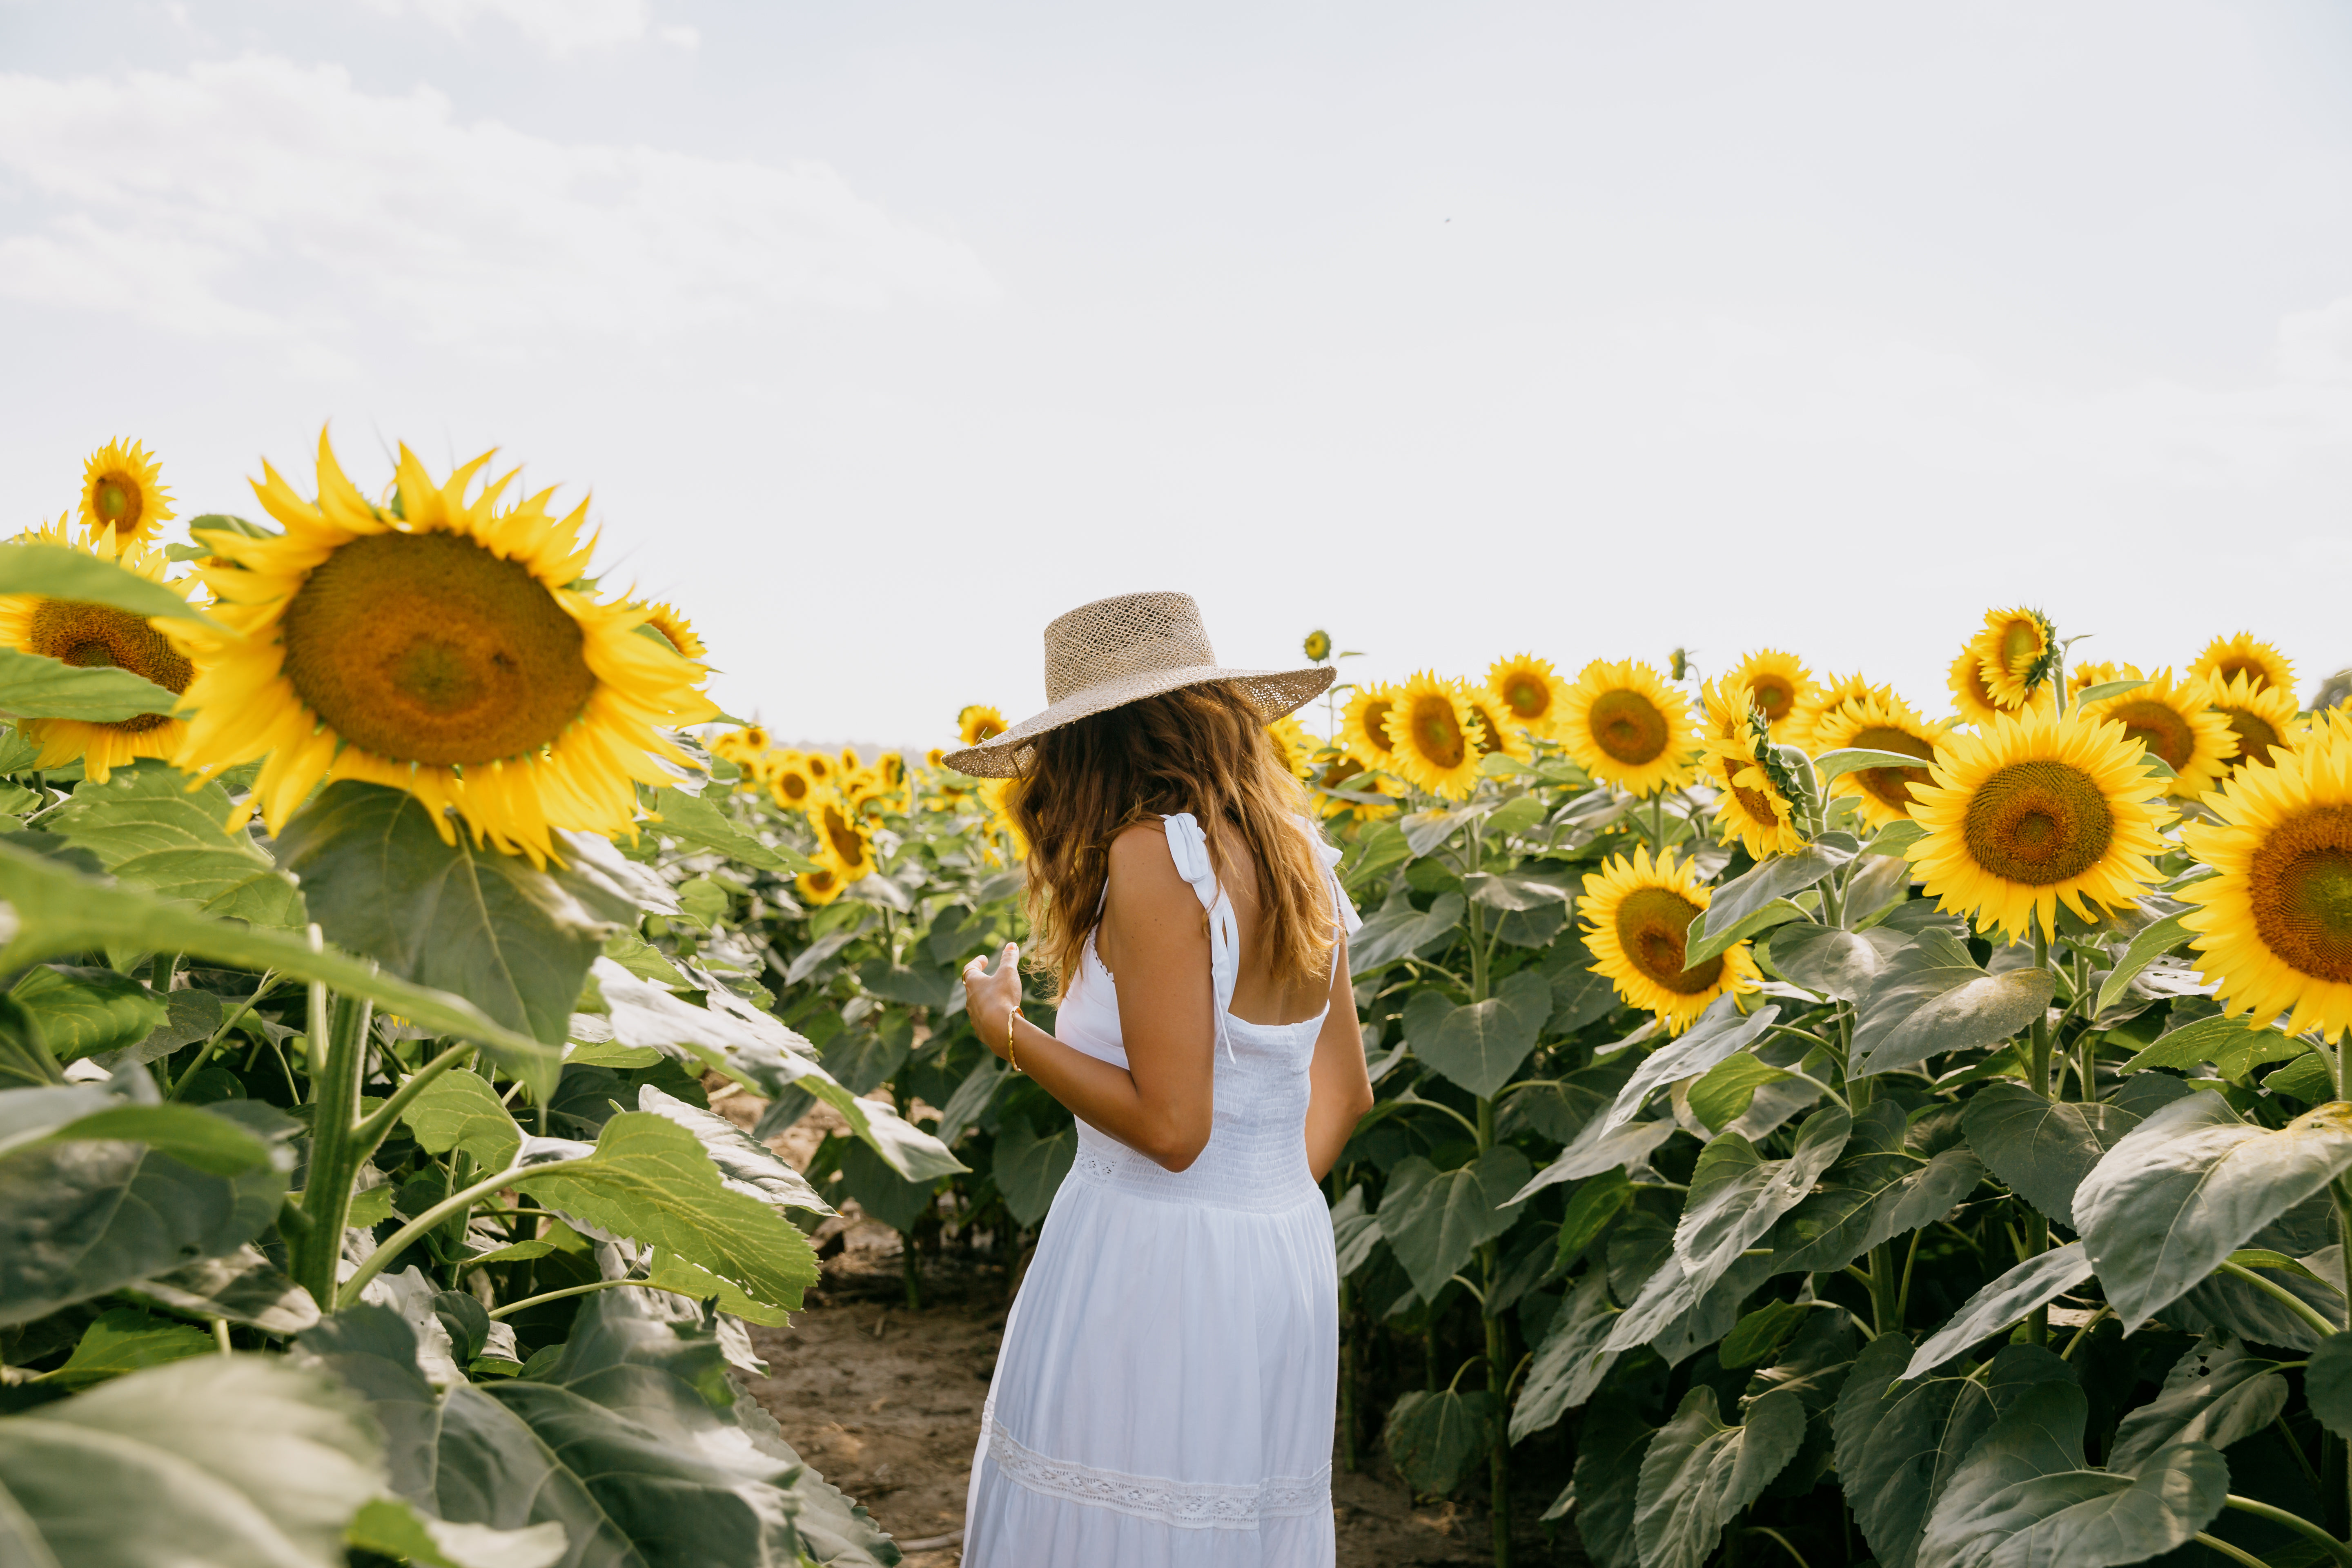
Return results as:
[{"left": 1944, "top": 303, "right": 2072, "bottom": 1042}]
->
[{"left": 940, "top": 663, "right": 1336, "bottom": 777}]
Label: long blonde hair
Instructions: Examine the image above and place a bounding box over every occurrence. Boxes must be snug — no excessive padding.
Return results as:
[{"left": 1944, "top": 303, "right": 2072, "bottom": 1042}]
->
[{"left": 1008, "top": 681, "right": 1336, "bottom": 999}]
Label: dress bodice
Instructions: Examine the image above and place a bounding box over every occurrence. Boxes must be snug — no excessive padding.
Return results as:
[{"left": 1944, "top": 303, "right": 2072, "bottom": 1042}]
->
[{"left": 1052, "top": 812, "right": 1359, "bottom": 1215}]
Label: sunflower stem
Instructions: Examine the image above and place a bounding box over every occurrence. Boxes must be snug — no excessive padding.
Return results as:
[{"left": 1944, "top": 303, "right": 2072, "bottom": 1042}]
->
[{"left": 290, "top": 983, "right": 376, "bottom": 1310}]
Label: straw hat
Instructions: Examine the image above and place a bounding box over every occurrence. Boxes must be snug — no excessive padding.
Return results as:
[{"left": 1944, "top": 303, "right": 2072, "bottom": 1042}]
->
[{"left": 940, "top": 591, "right": 1334, "bottom": 777}]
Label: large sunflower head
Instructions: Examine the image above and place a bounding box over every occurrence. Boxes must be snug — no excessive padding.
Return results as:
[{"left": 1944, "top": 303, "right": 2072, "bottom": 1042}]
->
[
  {"left": 1579, "top": 844, "right": 1762, "bottom": 1034},
  {"left": 1341, "top": 682, "right": 1401, "bottom": 768},
  {"left": 795, "top": 863, "right": 846, "bottom": 907},
  {"left": 1465, "top": 688, "right": 1535, "bottom": 766},
  {"left": 1559, "top": 658, "right": 1694, "bottom": 797},
  {"left": 0, "top": 516, "right": 203, "bottom": 782},
  {"left": 1487, "top": 653, "right": 1568, "bottom": 738},
  {"left": 2203, "top": 670, "right": 2307, "bottom": 776},
  {"left": 2190, "top": 633, "right": 2294, "bottom": 697},
  {"left": 1809, "top": 691, "right": 1951, "bottom": 832},
  {"left": 1267, "top": 713, "right": 1319, "bottom": 782},
  {"left": 768, "top": 758, "right": 816, "bottom": 811},
  {"left": 1972, "top": 606, "right": 2056, "bottom": 709},
  {"left": 1945, "top": 642, "right": 2053, "bottom": 728},
  {"left": 638, "top": 601, "right": 706, "bottom": 664},
  {"left": 173, "top": 432, "right": 717, "bottom": 863},
  {"left": 958, "top": 704, "right": 1007, "bottom": 747},
  {"left": 2078, "top": 667, "right": 2237, "bottom": 800},
  {"left": 1699, "top": 704, "right": 1806, "bottom": 860},
  {"left": 1381, "top": 672, "right": 1486, "bottom": 799},
  {"left": 808, "top": 789, "right": 877, "bottom": 881},
  {"left": 803, "top": 749, "right": 835, "bottom": 785},
  {"left": 79, "top": 439, "right": 175, "bottom": 549},
  {"left": 1724, "top": 649, "right": 1815, "bottom": 744},
  {"left": 2180, "top": 724, "right": 2352, "bottom": 1040},
  {"left": 1904, "top": 706, "right": 2168, "bottom": 941},
  {"left": 1307, "top": 750, "right": 1403, "bottom": 820}
]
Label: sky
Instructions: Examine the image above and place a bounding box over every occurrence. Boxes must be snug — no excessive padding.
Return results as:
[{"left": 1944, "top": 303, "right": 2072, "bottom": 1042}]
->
[{"left": 2, "top": 0, "right": 2349, "bottom": 749}]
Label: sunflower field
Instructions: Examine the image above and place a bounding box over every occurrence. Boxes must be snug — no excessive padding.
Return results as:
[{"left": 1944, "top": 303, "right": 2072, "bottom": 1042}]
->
[{"left": 10, "top": 436, "right": 2352, "bottom": 1568}]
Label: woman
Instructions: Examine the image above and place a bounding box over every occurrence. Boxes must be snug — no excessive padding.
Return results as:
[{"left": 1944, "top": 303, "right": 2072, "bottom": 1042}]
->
[{"left": 947, "top": 591, "right": 1374, "bottom": 1567}]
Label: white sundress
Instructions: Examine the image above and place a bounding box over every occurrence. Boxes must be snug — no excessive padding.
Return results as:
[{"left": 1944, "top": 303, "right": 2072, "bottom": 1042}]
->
[{"left": 963, "top": 812, "right": 1361, "bottom": 1567}]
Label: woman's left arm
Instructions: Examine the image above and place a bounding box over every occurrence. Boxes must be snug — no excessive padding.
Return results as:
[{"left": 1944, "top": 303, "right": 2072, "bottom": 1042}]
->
[{"left": 1303, "top": 929, "right": 1374, "bottom": 1182}]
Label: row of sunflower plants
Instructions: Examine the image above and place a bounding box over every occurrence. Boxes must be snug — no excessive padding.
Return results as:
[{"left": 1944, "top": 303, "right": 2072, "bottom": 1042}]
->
[{"left": 0, "top": 435, "right": 967, "bottom": 1567}]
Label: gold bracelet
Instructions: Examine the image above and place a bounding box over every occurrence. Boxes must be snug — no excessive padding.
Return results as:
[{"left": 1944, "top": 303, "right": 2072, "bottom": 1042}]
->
[{"left": 1004, "top": 1008, "right": 1022, "bottom": 1072}]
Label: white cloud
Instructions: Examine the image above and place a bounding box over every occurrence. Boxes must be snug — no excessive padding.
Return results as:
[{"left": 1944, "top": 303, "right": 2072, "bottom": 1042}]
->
[
  {"left": 361, "top": 0, "right": 693, "bottom": 56},
  {"left": 0, "top": 56, "right": 993, "bottom": 354}
]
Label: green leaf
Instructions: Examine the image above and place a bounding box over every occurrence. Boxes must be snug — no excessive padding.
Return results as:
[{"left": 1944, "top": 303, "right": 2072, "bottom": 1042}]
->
[
  {"left": 1484, "top": 793, "right": 1548, "bottom": 837},
  {"left": 1383, "top": 1388, "right": 1499, "bottom": 1495},
  {"left": 635, "top": 1082, "right": 831, "bottom": 1216},
  {"left": 2308, "top": 1332, "right": 2352, "bottom": 1439},
  {"left": 1566, "top": 1400, "right": 1655, "bottom": 1568},
  {"left": 1769, "top": 921, "right": 1901, "bottom": 1001},
  {"left": 1683, "top": 899, "right": 1811, "bottom": 969},
  {"left": 1462, "top": 871, "right": 1572, "bottom": 911},
  {"left": 0, "top": 1354, "right": 381, "bottom": 1568},
  {"left": 0, "top": 837, "right": 562, "bottom": 1094},
  {"left": 1691, "top": 833, "right": 1859, "bottom": 947},
  {"left": 1349, "top": 889, "right": 1466, "bottom": 971},
  {"left": 1960, "top": 1082, "right": 2140, "bottom": 1228},
  {"left": 1852, "top": 927, "right": 2054, "bottom": 1076},
  {"left": 1771, "top": 1099, "right": 1985, "bottom": 1276},
  {"left": 0, "top": 541, "right": 219, "bottom": 625},
  {"left": 643, "top": 785, "right": 819, "bottom": 873},
  {"left": 2264, "top": 1052, "right": 2336, "bottom": 1102},
  {"left": 398, "top": 1068, "right": 525, "bottom": 1170},
  {"left": 2076, "top": 1095, "right": 2352, "bottom": 1330},
  {"left": 993, "top": 1115, "right": 1076, "bottom": 1227},
  {"left": 2094, "top": 913, "right": 2193, "bottom": 1016},
  {"left": 1915, "top": 1382, "right": 2227, "bottom": 1568},
  {"left": 49, "top": 766, "right": 304, "bottom": 926},
  {"left": 1834, "top": 1332, "right": 1998, "bottom": 1568},
  {"left": 0, "top": 647, "right": 180, "bottom": 722},
  {"left": 2075, "top": 679, "right": 2147, "bottom": 705},
  {"left": 1719, "top": 1299, "right": 1808, "bottom": 1369},
  {"left": 276, "top": 782, "right": 630, "bottom": 1051},
  {"left": 643, "top": 1248, "right": 795, "bottom": 1329},
  {"left": 1510, "top": 1270, "right": 1620, "bottom": 1441},
  {"left": 344, "top": 1497, "right": 568, "bottom": 1568},
  {"left": 0, "top": 994, "right": 62, "bottom": 1088},
  {"left": 1404, "top": 969, "right": 1553, "bottom": 1100},
  {"left": 94, "top": 987, "right": 223, "bottom": 1071},
  {"left": 10, "top": 964, "right": 166, "bottom": 1062},
  {"left": 1600, "top": 997, "right": 1781, "bottom": 1131},
  {"left": 1817, "top": 748, "right": 1949, "bottom": 786},
  {"left": 1381, "top": 1147, "right": 1534, "bottom": 1301},
  {"left": 1867, "top": 819, "right": 1930, "bottom": 860},
  {"left": 1330, "top": 1184, "right": 1381, "bottom": 1275},
  {"left": 1687, "top": 1051, "right": 1793, "bottom": 1133},
  {"left": 122, "top": 1245, "right": 320, "bottom": 1335},
  {"left": 836, "top": 1134, "right": 936, "bottom": 1232},
  {"left": 2120, "top": 1013, "right": 2302, "bottom": 1078},
  {"left": 514, "top": 1111, "right": 820, "bottom": 1313},
  {"left": 1905, "top": 1243, "right": 2095, "bottom": 1379},
  {"left": 18, "top": 1100, "right": 280, "bottom": 1175},
  {"left": 1341, "top": 818, "right": 1411, "bottom": 889},
  {"left": 2105, "top": 1335, "right": 2287, "bottom": 1473},
  {"left": 857, "top": 956, "right": 956, "bottom": 1009},
  {"left": 1401, "top": 804, "right": 1488, "bottom": 858},
  {"left": 1553, "top": 1168, "right": 1635, "bottom": 1267},
  {"left": 1632, "top": 1385, "right": 1806, "bottom": 1568},
  {"left": 38, "top": 1305, "right": 214, "bottom": 1390}
]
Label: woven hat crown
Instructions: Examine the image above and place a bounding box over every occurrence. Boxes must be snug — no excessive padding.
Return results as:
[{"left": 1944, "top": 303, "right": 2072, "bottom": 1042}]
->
[{"left": 1044, "top": 592, "right": 1216, "bottom": 704}]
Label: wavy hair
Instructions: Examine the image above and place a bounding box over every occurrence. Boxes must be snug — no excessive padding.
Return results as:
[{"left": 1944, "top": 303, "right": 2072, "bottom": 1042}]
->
[{"left": 1009, "top": 681, "right": 1336, "bottom": 1000}]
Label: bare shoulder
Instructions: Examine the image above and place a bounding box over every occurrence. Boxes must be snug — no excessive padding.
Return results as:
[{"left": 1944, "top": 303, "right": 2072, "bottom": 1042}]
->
[{"left": 1105, "top": 821, "right": 1196, "bottom": 915}]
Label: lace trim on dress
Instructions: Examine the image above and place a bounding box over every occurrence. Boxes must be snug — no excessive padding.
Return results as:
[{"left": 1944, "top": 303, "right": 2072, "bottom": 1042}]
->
[{"left": 986, "top": 1420, "right": 1330, "bottom": 1530}]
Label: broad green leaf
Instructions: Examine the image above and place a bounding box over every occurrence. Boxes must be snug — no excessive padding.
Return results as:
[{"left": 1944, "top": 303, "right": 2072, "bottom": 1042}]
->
[
  {"left": 1690, "top": 833, "right": 1859, "bottom": 947},
  {"left": 1600, "top": 996, "right": 1780, "bottom": 1132},
  {"left": 1852, "top": 927, "right": 2054, "bottom": 1076},
  {"left": 1683, "top": 898, "right": 1810, "bottom": 969},
  {"left": 0, "top": 541, "right": 219, "bottom": 624},
  {"left": 0, "top": 838, "right": 561, "bottom": 1093},
  {"left": 1349, "top": 889, "right": 1465, "bottom": 970},
  {"left": 1687, "top": 1051, "right": 1791, "bottom": 1133},
  {"left": 344, "top": 1497, "right": 567, "bottom": 1568},
  {"left": 95, "top": 987, "right": 223, "bottom": 1070},
  {"left": 1381, "top": 1147, "right": 1534, "bottom": 1301},
  {"left": 1510, "top": 1117, "right": 1676, "bottom": 1204},
  {"left": 1867, "top": 819, "right": 1929, "bottom": 859},
  {"left": 1462, "top": 871, "right": 1571, "bottom": 911},
  {"left": 1915, "top": 1382, "right": 2227, "bottom": 1568},
  {"left": 2120, "top": 1013, "right": 2301, "bottom": 1078},
  {"left": 1405, "top": 968, "right": 1552, "bottom": 1099},
  {"left": 1330, "top": 1184, "right": 1382, "bottom": 1275},
  {"left": 1566, "top": 1399, "right": 1655, "bottom": 1568},
  {"left": 1834, "top": 1332, "right": 1998, "bottom": 1568},
  {"left": 10, "top": 964, "right": 165, "bottom": 1062},
  {"left": 2075, "top": 679, "right": 2147, "bottom": 705},
  {"left": 1509, "top": 1270, "right": 1620, "bottom": 1441},
  {"left": 1960, "top": 1082, "right": 2139, "bottom": 1228},
  {"left": 0, "top": 646, "right": 179, "bottom": 721},
  {"left": 1904, "top": 1243, "right": 2095, "bottom": 1379},
  {"left": 2075, "top": 1094, "right": 2352, "bottom": 1330},
  {"left": 0, "top": 1354, "right": 381, "bottom": 1568},
  {"left": 1818, "top": 748, "right": 1949, "bottom": 786},
  {"left": 836, "top": 1134, "right": 936, "bottom": 1232},
  {"left": 2105, "top": 1335, "right": 2287, "bottom": 1473},
  {"left": 1383, "top": 1388, "right": 1498, "bottom": 1495},
  {"left": 398, "top": 1068, "right": 525, "bottom": 1170},
  {"left": 124, "top": 1245, "right": 320, "bottom": 1335},
  {"left": 1553, "top": 1167, "right": 1635, "bottom": 1265},
  {"left": 634, "top": 1083, "right": 831, "bottom": 1216},
  {"left": 1719, "top": 1299, "right": 1806, "bottom": 1369},
  {"left": 1771, "top": 1099, "right": 1985, "bottom": 1276},
  {"left": 1401, "top": 804, "right": 1488, "bottom": 858},
  {"left": 0, "top": 993, "right": 62, "bottom": 1088},
  {"left": 39, "top": 1305, "right": 214, "bottom": 1390},
  {"left": 1632, "top": 1385, "right": 1806, "bottom": 1568},
  {"left": 514, "top": 1111, "right": 820, "bottom": 1313},
  {"left": 1341, "top": 818, "right": 1411, "bottom": 889},
  {"left": 2307, "top": 1332, "right": 2352, "bottom": 1439},
  {"left": 1484, "top": 792, "right": 1548, "bottom": 836},
  {"left": 822, "top": 1021, "right": 911, "bottom": 1094},
  {"left": 2094, "top": 913, "right": 2192, "bottom": 1016},
  {"left": 18, "top": 1100, "right": 280, "bottom": 1174},
  {"left": 934, "top": 1055, "right": 1005, "bottom": 1146},
  {"left": 856, "top": 956, "right": 955, "bottom": 1009},
  {"left": 993, "top": 1115, "right": 1076, "bottom": 1227},
  {"left": 49, "top": 766, "right": 304, "bottom": 927},
  {"left": 644, "top": 1248, "right": 795, "bottom": 1328},
  {"left": 276, "top": 782, "right": 632, "bottom": 1051},
  {"left": 2265, "top": 1050, "right": 2336, "bottom": 1101},
  {"left": 642, "top": 785, "right": 819, "bottom": 873}
]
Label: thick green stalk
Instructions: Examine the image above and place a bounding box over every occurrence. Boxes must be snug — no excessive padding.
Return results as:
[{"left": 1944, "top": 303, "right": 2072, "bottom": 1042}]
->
[
  {"left": 340, "top": 1153, "right": 596, "bottom": 1307},
  {"left": 2221, "top": 1496, "right": 2352, "bottom": 1566},
  {"left": 1849, "top": 1025, "right": 1899, "bottom": 1334},
  {"left": 290, "top": 984, "right": 375, "bottom": 1307},
  {"left": 1478, "top": 1092, "right": 1510, "bottom": 1568},
  {"left": 2025, "top": 918, "right": 2055, "bottom": 1345}
]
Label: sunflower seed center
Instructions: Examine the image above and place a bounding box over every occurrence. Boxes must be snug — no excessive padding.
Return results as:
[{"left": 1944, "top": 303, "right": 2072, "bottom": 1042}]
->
[
  {"left": 1751, "top": 678, "right": 1793, "bottom": 722},
  {"left": 1849, "top": 724, "right": 1934, "bottom": 814},
  {"left": 1503, "top": 677, "right": 1548, "bottom": 719},
  {"left": 94, "top": 478, "right": 139, "bottom": 528},
  {"left": 2223, "top": 708, "right": 2281, "bottom": 770},
  {"left": 1589, "top": 690, "right": 1668, "bottom": 765},
  {"left": 27, "top": 598, "right": 191, "bottom": 735},
  {"left": 1615, "top": 886, "right": 1723, "bottom": 995},
  {"left": 2103, "top": 698, "right": 2195, "bottom": 772},
  {"left": 1960, "top": 760, "right": 2114, "bottom": 885},
  {"left": 2248, "top": 806, "right": 2352, "bottom": 983},
  {"left": 1406, "top": 696, "right": 1466, "bottom": 770}
]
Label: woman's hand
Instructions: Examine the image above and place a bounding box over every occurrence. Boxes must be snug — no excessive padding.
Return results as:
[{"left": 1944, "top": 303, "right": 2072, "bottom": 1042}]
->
[{"left": 962, "top": 942, "right": 1023, "bottom": 1062}]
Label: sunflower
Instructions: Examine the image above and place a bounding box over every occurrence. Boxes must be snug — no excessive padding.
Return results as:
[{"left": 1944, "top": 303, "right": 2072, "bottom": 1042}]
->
[
  {"left": 768, "top": 758, "right": 816, "bottom": 812},
  {"left": 1381, "top": 672, "right": 1486, "bottom": 799},
  {"left": 1464, "top": 688, "right": 1534, "bottom": 766},
  {"left": 1790, "top": 670, "right": 1894, "bottom": 751},
  {"left": 1580, "top": 844, "right": 1763, "bottom": 1034},
  {"left": 1904, "top": 707, "right": 2168, "bottom": 942},
  {"left": 2190, "top": 633, "right": 2294, "bottom": 697},
  {"left": 1307, "top": 750, "right": 1403, "bottom": 819},
  {"left": 2180, "top": 724, "right": 2352, "bottom": 1039},
  {"left": 1809, "top": 692, "right": 1951, "bottom": 831},
  {"left": 710, "top": 724, "right": 771, "bottom": 764},
  {"left": 639, "top": 601, "right": 706, "bottom": 663},
  {"left": 1341, "top": 682, "right": 1401, "bottom": 769},
  {"left": 804, "top": 750, "right": 835, "bottom": 786},
  {"left": 1972, "top": 606, "right": 2054, "bottom": 709},
  {"left": 795, "top": 863, "right": 846, "bottom": 907},
  {"left": 1303, "top": 629, "right": 1332, "bottom": 662},
  {"left": 1487, "top": 653, "right": 1568, "bottom": 739},
  {"left": 1558, "top": 658, "right": 1694, "bottom": 797},
  {"left": 2078, "top": 667, "right": 2236, "bottom": 800},
  {"left": 173, "top": 433, "right": 716, "bottom": 863},
  {"left": 2203, "top": 670, "right": 2306, "bottom": 776},
  {"left": 1267, "top": 713, "right": 1318, "bottom": 782},
  {"left": 79, "top": 439, "right": 175, "bottom": 548},
  {"left": 0, "top": 517, "right": 203, "bottom": 781},
  {"left": 808, "top": 790, "right": 877, "bottom": 882},
  {"left": 958, "top": 704, "right": 1007, "bottom": 747},
  {"left": 1724, "top": 649, "right": 1814, "bottom": 744},
  {"left": 1696, "top": 679, "right": 1803, "bottom": 858},
  {"left": 1946, "top": 645, "right": 2007, "bottom": 727},
  {"left": 2067, "top": 660, "right": 2143, "bottom": 705},
  {"left": 980, "top": 776, "right": 1030, "bottom": 862}
]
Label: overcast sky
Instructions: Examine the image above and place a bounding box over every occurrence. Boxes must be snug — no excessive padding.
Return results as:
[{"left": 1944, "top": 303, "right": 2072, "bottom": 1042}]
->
[{"left": 3, "top": 0, "right": 2349, "bottom": 748}]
